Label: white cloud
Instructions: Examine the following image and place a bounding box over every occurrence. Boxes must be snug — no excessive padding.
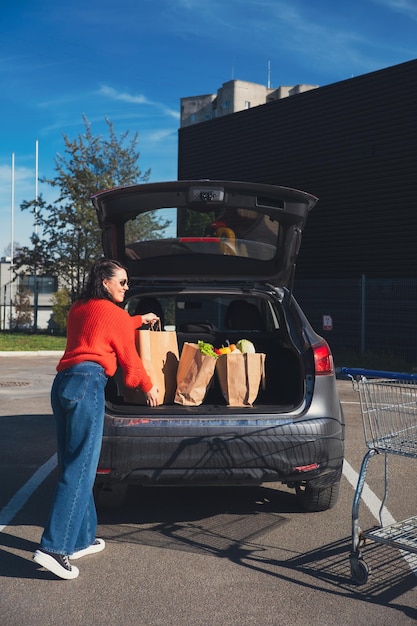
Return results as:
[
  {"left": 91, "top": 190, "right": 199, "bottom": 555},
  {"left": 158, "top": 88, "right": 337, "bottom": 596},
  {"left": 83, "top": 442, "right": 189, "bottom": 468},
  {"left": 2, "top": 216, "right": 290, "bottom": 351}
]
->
[
  {"left": 0, "top": 163, "right": 33, "bottom": 192},
  {"left": 371, "top": 0, "right": 417, "bottom": 18},
  {"left": 145, "top": 129, "right": 177, "bottom": 143},
  {"left": 98, "top": 85, "right": 180, "bottom": 120},
  {"left": 98, "top": 85, "right": 151, "bottom": 105},
  {"left": 166, "top": 0, "right": 415, "bottom": 78}
]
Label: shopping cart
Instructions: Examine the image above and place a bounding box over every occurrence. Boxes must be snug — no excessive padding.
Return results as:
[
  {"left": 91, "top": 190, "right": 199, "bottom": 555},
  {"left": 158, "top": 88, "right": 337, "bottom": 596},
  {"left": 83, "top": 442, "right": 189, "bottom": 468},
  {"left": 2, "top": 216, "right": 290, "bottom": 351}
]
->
[{"left": 341, "top": 367, "right": 417, "bottom": 585}]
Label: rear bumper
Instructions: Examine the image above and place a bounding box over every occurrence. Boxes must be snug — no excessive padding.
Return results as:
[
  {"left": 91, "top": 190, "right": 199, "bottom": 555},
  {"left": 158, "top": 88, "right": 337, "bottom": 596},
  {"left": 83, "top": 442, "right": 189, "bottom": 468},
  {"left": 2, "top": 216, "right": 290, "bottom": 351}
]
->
[{"left": 96, "top": 414, "right": 344, "bottom": 487}]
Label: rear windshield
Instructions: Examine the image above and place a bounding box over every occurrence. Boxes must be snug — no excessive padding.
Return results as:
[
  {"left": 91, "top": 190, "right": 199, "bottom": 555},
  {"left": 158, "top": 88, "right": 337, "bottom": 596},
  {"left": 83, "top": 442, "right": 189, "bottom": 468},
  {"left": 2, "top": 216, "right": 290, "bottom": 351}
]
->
[{"left": 124, "top": 206, "right": 280, "bottom": 262}]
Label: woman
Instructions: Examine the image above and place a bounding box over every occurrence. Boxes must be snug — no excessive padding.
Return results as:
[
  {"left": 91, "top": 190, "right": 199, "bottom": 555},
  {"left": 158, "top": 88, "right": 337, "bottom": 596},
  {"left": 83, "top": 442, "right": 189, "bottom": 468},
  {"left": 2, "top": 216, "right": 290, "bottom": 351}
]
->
[{"left": 33, "top": 259, "right": 159, "bottom": 580}]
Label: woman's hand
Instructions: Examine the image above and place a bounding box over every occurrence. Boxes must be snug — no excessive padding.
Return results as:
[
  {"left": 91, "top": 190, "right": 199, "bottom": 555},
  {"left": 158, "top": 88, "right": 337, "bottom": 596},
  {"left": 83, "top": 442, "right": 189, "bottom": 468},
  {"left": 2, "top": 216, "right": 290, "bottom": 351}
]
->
[
  {"left": 141, "top": 312, "right": 160, "bottom": 327},
  {"left": 145, "top": 385, "right": 159, "bottom": 406}
]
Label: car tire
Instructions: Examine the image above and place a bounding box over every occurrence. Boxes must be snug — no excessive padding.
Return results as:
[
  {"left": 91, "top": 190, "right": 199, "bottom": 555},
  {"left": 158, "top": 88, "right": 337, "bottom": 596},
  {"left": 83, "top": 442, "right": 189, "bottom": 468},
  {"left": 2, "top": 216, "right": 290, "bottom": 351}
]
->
[{"left": 295, "top": 480, "right": 340, "bottom": 512}]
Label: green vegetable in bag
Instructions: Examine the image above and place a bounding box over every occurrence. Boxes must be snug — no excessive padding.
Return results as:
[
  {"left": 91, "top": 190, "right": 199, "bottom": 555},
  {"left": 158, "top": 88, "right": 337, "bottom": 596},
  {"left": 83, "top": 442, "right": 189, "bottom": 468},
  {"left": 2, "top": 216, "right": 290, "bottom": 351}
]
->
[
  {"left": 236, "top": 339, "right": 256, "bottom": 354},
  {"left": 197, "top": 340, "right": 217, "bottom": 357}
]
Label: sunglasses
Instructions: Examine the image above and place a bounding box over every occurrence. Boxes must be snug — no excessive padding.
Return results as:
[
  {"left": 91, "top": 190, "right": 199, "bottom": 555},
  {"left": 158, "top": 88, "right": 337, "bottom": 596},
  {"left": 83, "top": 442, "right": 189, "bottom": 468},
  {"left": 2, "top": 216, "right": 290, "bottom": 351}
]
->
[{"left": 109, "top": 278, "right": 129, "bottom": 287}]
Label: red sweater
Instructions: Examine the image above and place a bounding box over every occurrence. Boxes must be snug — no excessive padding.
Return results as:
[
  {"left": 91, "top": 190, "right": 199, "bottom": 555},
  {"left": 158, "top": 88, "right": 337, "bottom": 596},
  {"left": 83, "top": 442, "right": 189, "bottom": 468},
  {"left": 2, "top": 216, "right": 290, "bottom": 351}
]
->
[{"left": 57, "top": 298, "right": 152, "bottom": 392}]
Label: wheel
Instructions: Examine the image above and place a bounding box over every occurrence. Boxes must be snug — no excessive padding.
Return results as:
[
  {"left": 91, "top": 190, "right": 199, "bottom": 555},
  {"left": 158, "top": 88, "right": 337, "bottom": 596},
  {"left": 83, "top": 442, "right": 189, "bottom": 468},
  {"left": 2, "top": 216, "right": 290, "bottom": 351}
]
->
[
  {"left": 295, "top": 480, "right": 340, "bottom": 512},
  {"left": 350, "top": 554, "right": 369, "bottom": 585}
]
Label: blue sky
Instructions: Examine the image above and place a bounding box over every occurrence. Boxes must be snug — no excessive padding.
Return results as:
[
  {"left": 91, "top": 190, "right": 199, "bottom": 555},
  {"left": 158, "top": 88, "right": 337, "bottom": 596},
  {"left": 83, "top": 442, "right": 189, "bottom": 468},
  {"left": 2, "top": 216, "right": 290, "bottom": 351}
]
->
[{"left": 1, "top": 0, "right": 416, "bottom": 256}]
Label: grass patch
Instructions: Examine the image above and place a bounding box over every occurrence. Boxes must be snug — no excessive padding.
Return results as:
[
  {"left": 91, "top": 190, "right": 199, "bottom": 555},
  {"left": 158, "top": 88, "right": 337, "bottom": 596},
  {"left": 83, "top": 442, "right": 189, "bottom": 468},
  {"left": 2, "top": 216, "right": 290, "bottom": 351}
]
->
[{"left": 0, "top": 332, "right": 66, "bottom": 351}]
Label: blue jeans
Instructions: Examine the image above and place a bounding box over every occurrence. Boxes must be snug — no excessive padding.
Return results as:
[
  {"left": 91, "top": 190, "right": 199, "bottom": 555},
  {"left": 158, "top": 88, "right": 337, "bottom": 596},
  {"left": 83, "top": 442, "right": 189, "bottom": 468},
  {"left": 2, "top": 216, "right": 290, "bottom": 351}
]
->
[{"left": 40, "top": 362, "right": 107, "bottom": 555}]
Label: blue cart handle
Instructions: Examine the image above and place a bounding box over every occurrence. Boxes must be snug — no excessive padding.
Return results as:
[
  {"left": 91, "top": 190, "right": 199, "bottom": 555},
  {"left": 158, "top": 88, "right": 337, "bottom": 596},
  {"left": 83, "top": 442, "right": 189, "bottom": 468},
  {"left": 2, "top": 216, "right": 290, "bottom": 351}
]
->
[{"left": 340, "top": 367, "right": 417, "bottom": 380}]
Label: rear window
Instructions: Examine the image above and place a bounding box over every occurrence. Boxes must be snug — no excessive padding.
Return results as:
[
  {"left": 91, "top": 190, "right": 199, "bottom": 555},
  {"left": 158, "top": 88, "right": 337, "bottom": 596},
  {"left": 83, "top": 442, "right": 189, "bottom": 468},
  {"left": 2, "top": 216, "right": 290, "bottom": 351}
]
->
[{"left": 125, "top": 206, "right": 280, "bottom": 262}]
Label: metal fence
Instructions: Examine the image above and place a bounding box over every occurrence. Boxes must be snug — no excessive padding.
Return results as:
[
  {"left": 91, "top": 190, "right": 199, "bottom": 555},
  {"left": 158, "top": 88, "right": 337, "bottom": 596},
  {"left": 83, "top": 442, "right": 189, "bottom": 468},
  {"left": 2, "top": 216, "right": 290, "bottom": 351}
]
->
[{"left": 293, "top": 276, "right": 417, "bottom": 363}]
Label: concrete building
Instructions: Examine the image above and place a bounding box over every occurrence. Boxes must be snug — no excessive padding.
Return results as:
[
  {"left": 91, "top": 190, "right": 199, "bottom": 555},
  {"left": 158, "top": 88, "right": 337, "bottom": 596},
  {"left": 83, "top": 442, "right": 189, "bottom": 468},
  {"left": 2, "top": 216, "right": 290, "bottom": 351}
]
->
[
  {"left": 180, "top": 79, "right": 318, "bottom": 127},
  {"left": 0, "top": 258, "right": 56, "bottom": 330}
]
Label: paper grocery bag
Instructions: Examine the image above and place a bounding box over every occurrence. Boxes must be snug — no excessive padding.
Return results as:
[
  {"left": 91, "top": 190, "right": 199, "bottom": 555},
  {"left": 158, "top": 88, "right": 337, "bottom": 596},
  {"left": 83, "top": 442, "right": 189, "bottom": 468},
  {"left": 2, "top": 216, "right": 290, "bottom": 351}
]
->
[
  {"left": 124, "top": 326, "right": 179, "bottom": 405},
  {"left": 216, "top": 352, "right": 266, "bottom": 406},
  {"left": 174, "top": 342, "right": 217, "bottom": 406}
]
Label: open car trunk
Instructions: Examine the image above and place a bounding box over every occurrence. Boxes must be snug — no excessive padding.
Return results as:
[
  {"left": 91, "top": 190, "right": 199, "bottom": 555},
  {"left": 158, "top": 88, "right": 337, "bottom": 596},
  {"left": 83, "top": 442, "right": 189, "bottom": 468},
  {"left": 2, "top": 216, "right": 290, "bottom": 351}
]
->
[
  {"left": 105, "top": 289, "right": 309, "bottom": 416},
  {"left": 92, "top": 180, "right": 317, "bottom": 287},
  {"left": 91, "top": 180, "right": 317, "bottom": 416}
]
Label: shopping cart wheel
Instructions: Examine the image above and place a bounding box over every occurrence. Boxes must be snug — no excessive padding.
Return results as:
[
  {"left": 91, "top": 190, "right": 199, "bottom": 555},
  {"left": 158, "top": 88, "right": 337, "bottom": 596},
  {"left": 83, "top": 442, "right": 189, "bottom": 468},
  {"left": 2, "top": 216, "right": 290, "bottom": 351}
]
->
[{"left": 350, "top": 554, "right": 369, "bottom": 585}]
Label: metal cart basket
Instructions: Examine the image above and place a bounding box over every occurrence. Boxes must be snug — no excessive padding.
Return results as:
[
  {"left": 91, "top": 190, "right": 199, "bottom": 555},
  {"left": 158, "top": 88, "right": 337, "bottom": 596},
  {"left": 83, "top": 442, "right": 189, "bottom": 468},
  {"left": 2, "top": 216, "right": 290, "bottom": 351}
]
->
[{"left": 341, "top": 368, "right": 417, "bottom": 585}]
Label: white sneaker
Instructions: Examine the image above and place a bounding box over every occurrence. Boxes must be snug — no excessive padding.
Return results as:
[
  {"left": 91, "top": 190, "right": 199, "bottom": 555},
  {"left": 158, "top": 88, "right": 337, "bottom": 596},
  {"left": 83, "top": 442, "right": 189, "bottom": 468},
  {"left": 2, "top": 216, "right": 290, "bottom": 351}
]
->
[
  {"left": 69, "top": 538, "right": 105, "bottom": 560},
  {"left": 33, "top": 550, "right": 79, "bottom": 580}
]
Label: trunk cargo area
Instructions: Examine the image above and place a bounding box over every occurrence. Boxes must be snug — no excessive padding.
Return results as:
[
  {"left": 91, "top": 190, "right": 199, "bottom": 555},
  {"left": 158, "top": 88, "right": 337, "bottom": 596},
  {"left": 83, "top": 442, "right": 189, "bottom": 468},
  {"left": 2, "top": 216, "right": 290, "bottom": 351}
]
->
[{"left": 106, "top": 327, "right": 306, "bottom": 414}]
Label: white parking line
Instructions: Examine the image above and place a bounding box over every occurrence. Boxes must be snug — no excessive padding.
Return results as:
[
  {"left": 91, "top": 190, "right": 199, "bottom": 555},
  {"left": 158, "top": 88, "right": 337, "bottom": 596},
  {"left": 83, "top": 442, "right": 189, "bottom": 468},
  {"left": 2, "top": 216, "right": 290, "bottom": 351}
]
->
[
  {"left": 0, "top": 451, "right": 416, "bottom": 577},
  {"left": 343, "top": 458, "right": 396, "bottom": 525},
  {"left": 0, "top": 453, "right": 57, "bottom": 532},
  {"left": 343, "top": 458, "right": 417, "bottom": 576}
]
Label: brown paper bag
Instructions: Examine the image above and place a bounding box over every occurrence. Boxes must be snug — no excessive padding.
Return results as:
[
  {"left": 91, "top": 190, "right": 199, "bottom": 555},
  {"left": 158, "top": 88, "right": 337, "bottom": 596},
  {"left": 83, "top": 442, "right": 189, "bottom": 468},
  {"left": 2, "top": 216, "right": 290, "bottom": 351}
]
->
[
  {"left": 124, "top": 325, "right": 179, "bottom": 405},
  {"left": 174, "top": 342, "right": 217, "bottom": 406},
  {"left": 216, "top": 352, "right": 266, "bottom": 406}
]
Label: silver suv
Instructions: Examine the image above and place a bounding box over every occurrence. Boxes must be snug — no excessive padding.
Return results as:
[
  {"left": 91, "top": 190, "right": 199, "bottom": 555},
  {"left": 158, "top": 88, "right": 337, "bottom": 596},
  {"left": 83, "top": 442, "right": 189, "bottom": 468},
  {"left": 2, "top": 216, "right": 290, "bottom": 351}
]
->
[{"left": 92, "top": 180, "right": 344, "bottom": 511}]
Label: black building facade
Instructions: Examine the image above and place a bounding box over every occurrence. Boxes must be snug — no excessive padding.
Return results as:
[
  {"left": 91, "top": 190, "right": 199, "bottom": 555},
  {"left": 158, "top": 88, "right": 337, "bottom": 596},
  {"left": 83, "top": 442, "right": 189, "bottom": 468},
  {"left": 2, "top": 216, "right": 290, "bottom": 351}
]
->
[
  {"left": 178, "top": 60, "right": 417, "bottom": 361},
  {"left": 178, "top": 59, "right": 417, "bottom": 279}
]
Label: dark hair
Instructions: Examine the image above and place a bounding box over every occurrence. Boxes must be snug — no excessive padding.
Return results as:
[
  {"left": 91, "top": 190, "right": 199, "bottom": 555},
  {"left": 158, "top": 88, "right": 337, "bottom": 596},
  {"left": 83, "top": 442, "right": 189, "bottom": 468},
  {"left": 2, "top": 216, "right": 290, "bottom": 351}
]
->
[{"left": 79, "top": 258, "right": 127, "bottom": 302}]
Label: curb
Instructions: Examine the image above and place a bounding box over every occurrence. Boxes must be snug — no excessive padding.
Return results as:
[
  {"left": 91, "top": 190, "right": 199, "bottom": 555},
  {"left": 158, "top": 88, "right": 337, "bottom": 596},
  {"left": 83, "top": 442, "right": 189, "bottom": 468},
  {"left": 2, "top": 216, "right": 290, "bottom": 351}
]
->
[{"left": 0, "top": 351, "right": 64, "bottom": 357}]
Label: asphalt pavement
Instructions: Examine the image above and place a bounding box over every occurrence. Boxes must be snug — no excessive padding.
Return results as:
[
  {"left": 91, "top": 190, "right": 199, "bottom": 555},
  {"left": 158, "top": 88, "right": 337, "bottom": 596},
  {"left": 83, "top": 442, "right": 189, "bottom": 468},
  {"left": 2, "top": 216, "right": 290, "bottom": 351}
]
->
[{"left": 1, "top": 354, "right": 417, "bottom": 626}]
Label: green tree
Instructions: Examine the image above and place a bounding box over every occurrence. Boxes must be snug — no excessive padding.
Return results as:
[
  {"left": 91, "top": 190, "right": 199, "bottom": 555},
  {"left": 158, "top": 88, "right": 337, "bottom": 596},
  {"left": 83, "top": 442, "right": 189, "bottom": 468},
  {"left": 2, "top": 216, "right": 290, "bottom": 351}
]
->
[
  {"left": 12, "top": 286, "right": 32, "bottom": 329},
  {"left": 49, "top": 288, "right": 72, "bottom": 334},
  {"left": 15, "top": 116, "right": 170, "bottom": 301}
]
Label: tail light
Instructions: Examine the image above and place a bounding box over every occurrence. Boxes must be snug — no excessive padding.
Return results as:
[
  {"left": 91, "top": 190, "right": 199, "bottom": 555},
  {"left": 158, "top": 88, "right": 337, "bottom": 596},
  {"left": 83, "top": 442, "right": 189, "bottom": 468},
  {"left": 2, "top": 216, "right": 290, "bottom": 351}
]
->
[
  {"left": 294, "top": 463, "right": 320, "bottom": 472},
  {"left": 313, "top": 340, "right": 334, "bottom": 375}
]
